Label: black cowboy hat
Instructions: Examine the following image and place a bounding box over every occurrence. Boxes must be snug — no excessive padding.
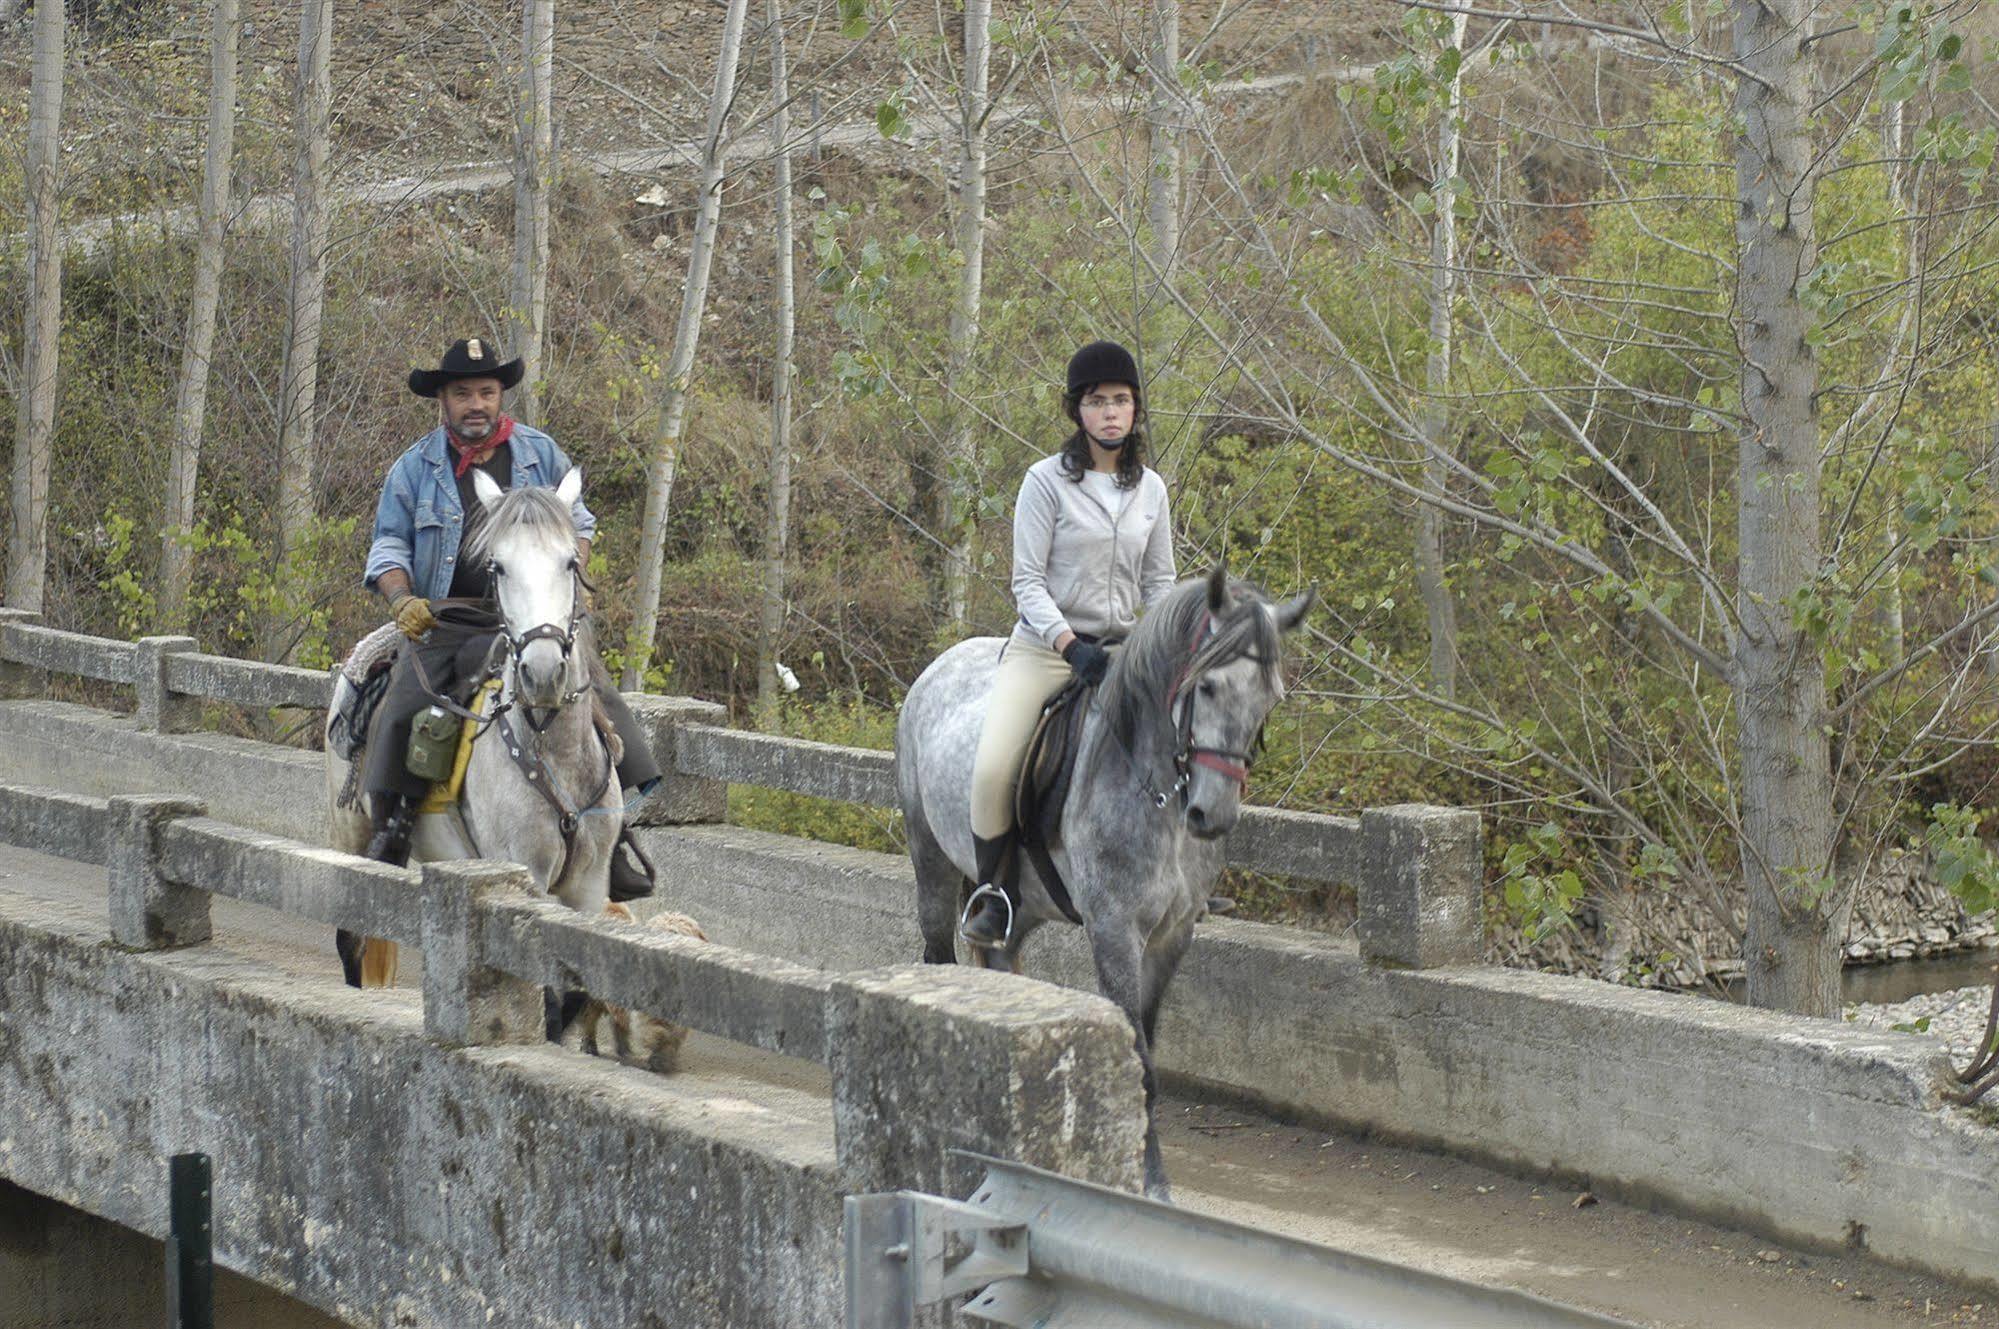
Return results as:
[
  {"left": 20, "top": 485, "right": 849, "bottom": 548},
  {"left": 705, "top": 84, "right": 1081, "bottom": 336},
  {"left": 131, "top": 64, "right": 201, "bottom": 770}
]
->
[{"left": 408, "top": 336, "right": 524, "bottom": 398}]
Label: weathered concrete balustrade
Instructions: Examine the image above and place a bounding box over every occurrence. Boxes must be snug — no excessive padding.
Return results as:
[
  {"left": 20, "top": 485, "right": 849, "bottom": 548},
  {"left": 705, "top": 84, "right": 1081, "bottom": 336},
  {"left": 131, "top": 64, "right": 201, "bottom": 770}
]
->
[
  {"left": 0, "top": 780, "right": 1146, "bottom": 1326},
  {"left": 5, "top": 620, "right": 1999, "bottom": 1299}
]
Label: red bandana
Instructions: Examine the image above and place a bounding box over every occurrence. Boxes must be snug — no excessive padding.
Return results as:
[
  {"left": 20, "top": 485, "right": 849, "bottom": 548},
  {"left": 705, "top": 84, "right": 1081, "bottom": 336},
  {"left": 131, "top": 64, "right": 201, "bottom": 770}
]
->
[{"left": 450, "top": 415, "right": 517, "bottom": 477}]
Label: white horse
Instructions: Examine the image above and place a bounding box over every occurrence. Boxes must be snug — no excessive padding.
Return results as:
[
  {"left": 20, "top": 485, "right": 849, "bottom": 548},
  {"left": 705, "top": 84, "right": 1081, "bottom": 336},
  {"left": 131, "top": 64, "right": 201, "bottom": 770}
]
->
[{"left": 327, "top": 467, "right": 623, "bottom": 986}]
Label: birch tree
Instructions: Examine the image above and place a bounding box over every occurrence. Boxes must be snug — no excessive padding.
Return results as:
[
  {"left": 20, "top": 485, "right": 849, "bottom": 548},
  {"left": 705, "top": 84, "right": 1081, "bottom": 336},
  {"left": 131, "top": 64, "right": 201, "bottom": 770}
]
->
[
  {"left": 1728, "top": 0, "right": 1833, "bottom": 1013},
  {"left": 1412, "top": 4, "right": 1467, "bottom": 700},
  {"left": 624, "top": 0, "right": 751, "bottom": 688},
  {"left": 509, "top": 0, "right": 555, "bottom": 423},
  {"left": 1143, "top": 0, "right": 1181, "bottom": 293},
  {"left": 160, "top": 0, "right": 242, "bottom": 630},
  {"left": 939, "top": 0, "right": 991, "bottom": 629},
  {"left": 273, "top": 0, "right": 334, "bottom": 653},
  {"left": 6, "top": 0, "right": 65, "bottom": 614},
  {"left": 756, "top": 0, "right": 798, "bottom": 712}
]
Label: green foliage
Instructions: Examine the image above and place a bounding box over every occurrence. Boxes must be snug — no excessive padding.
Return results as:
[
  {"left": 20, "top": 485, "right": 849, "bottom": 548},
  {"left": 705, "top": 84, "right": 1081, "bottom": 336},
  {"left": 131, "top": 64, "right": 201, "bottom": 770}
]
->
[
  {"left": 729, "top": 698, "right": 905, "bottom": 854},
  {"left": 1924, "top": 803, "right": 1999, "bottom": 917},
  {"left": 1497, "top": 822, "right": 1585, "bottom": 942}
]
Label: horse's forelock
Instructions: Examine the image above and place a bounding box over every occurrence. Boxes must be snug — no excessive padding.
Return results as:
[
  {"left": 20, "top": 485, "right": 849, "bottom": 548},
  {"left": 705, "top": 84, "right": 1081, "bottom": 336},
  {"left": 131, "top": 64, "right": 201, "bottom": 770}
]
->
[{"left": 465, "top": 483, "right": 577, "bottom": 570}]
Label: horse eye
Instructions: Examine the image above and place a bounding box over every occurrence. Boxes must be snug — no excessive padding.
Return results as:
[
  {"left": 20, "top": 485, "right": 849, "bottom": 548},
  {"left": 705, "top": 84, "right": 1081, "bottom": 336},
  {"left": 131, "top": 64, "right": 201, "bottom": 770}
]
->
[
  {"left": 488, "top": 560, "right": 506, "bottom": 578},
  {"left": 1198, "top": 679, "right": 1217, "bottom": 698}
]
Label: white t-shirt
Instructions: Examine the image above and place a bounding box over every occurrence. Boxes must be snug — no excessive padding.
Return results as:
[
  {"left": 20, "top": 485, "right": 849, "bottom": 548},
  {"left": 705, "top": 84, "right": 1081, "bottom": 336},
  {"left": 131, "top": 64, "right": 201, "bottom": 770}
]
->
[{"left": 1082, "top": 469, "right": 1133, "bottom": 518}]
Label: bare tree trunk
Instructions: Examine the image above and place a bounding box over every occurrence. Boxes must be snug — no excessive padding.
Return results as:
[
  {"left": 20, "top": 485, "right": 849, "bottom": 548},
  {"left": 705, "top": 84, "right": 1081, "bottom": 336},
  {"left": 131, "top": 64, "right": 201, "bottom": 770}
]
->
[
  {"left": 273, "top": 0, "right": 333, "bottom": 657},
  {"left": 1413, "top": 6, "right": 1467, "bottom": 701},
  {"left": 1876, "top": 97, "right": 1907, "bottom": 662},
  {"left": 509, "top": 0, "right": 555, "bottom": 423},
  {"left": 1144, "top": 0, "right": 1181, "bottom": 288},
  {"left": 160, "top": 0, "right": 241, "bottom": 631},
  {"left": 1733, "top": 0, "right": 1840, "bottom": 1015},
  {"left": 623, "top": 0, "right": 751, "bottom": 688},
  {"left": 755, "top": 0, "right": 797, "bottom": 713},
  {"left": 939, "top": 0, "right": 991, "bottom": 630},
  {"left": 6, "top": 0, "right": 64, "bottom": 614}
]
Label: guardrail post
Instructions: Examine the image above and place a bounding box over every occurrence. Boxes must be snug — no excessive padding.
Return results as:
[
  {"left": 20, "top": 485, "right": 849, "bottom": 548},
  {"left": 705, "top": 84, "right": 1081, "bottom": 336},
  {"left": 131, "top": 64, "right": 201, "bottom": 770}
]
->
[
  {"left": 621, "top": 693, "right": 728, "bottom": 825},
  {"left": 134, "top": 635, "right": 201, "bottom": 732},
  {"left": 107, "top": 795, "right": 211, "bottom": 949},
  {"left": 421, "top": 860, "right": 545, "bottom": 1046},
  {"left": 829, "top": 966, "right": 1147, "bottom": 1205},
  {"left": 0, "top": 608, "right": 43, "bottom": 699},
  {"left": 1357, "top": 804, "right": 1484, "bottom": 968}
]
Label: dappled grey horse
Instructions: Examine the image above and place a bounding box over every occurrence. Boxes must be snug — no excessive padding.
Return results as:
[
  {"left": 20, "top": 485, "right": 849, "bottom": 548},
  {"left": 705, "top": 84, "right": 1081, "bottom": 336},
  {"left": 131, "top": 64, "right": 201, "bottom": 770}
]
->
[
  {"left": 896, "top": 567, "right": 1313, "bottom": 1197},
  {"left": 326, "top": 467, "right": 622, "bottom": 986}
]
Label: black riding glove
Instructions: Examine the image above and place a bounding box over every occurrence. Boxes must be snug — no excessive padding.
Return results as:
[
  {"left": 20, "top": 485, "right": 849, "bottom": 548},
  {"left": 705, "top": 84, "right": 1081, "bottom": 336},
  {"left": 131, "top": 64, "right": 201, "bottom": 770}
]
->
[{"left": 1062, "top": 638, "right": 1111, "bottom": 687}]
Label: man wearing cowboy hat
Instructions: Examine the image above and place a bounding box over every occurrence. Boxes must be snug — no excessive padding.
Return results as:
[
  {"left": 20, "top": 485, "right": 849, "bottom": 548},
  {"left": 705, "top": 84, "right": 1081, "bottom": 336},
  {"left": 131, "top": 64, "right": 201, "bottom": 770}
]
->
[{"left": 357, "top": 337, "right": 660, "bottom": 899}]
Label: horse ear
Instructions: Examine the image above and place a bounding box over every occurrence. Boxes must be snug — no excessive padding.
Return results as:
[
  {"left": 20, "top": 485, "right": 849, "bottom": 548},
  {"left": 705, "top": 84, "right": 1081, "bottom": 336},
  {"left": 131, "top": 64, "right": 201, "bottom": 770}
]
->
[
  {"left": 470, "top": 467, "right": 505, "bottom": 512},
  {"left": 1275, "top": 586, "right": 1317, "bottom": 633},
  {"left": 555, "top": 465, "right": 584, "bottom": 508},
  {"left": 1205, "top": 563, "right": 1229, "bottom": 613}
]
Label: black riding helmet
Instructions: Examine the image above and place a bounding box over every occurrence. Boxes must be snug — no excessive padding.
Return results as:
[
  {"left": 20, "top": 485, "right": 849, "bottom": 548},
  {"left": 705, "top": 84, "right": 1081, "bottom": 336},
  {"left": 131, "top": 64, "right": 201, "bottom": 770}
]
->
[{"left": 1064, "top": 340, "right": 1142, "bottom": 420}]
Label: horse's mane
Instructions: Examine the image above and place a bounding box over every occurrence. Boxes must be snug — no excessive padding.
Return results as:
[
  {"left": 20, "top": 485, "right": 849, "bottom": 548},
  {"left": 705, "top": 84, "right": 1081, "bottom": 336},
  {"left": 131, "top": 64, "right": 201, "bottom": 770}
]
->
[
  {"left": 465, "top": 483, "right": 579, "bottom": 570},
  {"left": 1097, "top": 574, "right": 1285, "bottom": 753}
]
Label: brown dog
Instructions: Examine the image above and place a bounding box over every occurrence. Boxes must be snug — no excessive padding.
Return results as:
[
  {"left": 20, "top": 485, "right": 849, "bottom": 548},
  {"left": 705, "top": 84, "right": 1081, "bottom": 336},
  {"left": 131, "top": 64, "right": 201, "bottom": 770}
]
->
[{"left": 560, "top": 904, "right": 708, "bottom": 1073}]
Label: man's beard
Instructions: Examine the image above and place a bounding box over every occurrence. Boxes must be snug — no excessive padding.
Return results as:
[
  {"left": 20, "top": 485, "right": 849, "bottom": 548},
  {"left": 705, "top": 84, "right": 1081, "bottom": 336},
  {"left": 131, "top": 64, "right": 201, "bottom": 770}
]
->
[{"left": 450, "top": 413, "right": 495, "bottom": 442}]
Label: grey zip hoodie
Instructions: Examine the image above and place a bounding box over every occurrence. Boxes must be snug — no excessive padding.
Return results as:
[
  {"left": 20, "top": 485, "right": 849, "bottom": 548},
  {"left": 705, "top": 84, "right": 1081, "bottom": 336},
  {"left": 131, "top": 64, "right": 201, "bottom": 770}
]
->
[{"left": 1011, "top": 453, "right": 1177, "bottom": 649}]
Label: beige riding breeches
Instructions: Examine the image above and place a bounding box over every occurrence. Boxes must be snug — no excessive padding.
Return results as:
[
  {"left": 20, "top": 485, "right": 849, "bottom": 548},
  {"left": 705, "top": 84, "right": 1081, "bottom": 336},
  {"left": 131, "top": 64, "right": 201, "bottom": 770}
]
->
[{"left": 970, "top": 634, "right": 1075, "bottom": 838}]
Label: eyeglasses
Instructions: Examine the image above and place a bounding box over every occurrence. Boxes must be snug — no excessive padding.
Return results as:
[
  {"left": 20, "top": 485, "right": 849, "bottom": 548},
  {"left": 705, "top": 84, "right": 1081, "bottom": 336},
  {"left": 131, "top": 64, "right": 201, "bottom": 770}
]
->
[{"left": 1082, "top": 394, "right": 1135, "bottom": 408}]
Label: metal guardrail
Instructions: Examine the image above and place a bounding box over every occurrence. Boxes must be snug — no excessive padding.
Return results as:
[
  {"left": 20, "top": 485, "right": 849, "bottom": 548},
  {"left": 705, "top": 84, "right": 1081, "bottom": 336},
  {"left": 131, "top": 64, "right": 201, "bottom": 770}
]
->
[{"left": 846, "top": 1155, "right": 1639, "bottom": 1329}]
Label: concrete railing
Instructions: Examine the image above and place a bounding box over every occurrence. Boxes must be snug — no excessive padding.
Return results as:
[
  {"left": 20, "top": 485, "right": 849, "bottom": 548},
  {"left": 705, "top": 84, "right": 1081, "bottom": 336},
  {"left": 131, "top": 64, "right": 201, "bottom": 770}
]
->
[
  {"left": 0, "top": 612, "right": 1486, "bottom": 968},
  {"left": 21, "top": 624, "right": 1999, "bottom": 1295},
  {"left": 0, "top": 779, "right": 1146, "bottom": 1325}
]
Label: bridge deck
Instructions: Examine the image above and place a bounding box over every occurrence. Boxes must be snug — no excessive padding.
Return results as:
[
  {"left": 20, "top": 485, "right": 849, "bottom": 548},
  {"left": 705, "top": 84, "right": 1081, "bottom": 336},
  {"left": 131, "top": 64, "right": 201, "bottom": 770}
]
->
[{"left": 0, "top": 841, "right": 1980, "bottom": 1328}]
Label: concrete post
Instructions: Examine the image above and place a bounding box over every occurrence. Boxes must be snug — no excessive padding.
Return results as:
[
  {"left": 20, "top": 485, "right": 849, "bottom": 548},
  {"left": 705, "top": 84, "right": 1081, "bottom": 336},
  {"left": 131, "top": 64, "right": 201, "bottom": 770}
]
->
[
  {"left": 132, "top": 635, "right": 199, "bottom": 732},
  {"left": 421, "top": 860, "right": 544, "bottom": 1046},
  {"left": 0, "top": 608, "right": 44, "bottom": 700},
  {"left": 621, "top": 692, "right": 728, "bottom": 826},
  {"left": 828, "top": 965, "right": 1147, "bottom": 1204},
  {"left": 107, "top": 795, "right": 211, "bottom": 950},
  {"left": 1357, "top": 803, "right": 1484, "bottom": 968}
]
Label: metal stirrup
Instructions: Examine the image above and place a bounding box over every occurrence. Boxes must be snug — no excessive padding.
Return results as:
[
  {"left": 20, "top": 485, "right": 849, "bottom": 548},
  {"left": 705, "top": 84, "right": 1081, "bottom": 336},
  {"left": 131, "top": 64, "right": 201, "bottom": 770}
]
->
[{"left": 960, "top": 881, "right": 1016, "bottom": 947}]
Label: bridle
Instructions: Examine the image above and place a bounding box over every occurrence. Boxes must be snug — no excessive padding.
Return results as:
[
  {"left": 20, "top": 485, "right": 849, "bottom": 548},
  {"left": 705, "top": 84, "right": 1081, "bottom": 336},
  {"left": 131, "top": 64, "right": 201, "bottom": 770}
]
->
[
  {"left": 1152, "top": 610, "right": 1270, "bottom": 810},
  {"left": 483, "top": 556, "right": 613, "bottom": 877},
  {"left": 489, "top": 556, "right": 596, "bottom": 732}
]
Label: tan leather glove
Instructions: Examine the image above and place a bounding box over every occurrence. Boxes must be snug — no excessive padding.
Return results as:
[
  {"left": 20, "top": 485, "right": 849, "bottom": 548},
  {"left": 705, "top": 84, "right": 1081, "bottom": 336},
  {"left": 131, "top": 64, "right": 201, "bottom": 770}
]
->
[{"left": 391, "top": 593, "right": 435, "bottom": 640}]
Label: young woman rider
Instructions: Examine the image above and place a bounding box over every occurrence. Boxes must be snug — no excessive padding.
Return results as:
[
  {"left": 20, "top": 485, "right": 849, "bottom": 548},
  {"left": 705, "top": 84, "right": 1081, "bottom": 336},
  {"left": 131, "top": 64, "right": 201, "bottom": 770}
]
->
[{"left": 961, "top": 340, "right": 1178, "bottom": 946}]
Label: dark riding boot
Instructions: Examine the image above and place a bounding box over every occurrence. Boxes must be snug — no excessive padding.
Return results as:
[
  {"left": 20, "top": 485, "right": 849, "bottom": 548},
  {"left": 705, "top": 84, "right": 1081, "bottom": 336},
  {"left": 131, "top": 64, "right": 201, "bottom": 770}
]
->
[
  {"left": 363, "top": 790, "right": 420, "bottom": 868},
  {"left": 607, "top": 826, "right": 656, "bottom": 903},
  {"left": 960, "top": 831, "right": 1021, "bottom": 948}
]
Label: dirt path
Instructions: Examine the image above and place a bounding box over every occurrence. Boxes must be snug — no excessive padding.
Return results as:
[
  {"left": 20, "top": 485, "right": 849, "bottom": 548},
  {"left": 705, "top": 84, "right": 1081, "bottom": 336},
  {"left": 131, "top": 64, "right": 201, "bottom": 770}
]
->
[{"left": 1160, "top": 1099, "right": 1990, "bottom": 1329}]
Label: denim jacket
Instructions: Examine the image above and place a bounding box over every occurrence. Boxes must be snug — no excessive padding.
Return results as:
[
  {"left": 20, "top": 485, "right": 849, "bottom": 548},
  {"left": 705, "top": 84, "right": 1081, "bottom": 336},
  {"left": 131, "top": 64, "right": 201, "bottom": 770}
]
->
[{"left": 363, "top": 424, "right": 597, "bottom": 599}]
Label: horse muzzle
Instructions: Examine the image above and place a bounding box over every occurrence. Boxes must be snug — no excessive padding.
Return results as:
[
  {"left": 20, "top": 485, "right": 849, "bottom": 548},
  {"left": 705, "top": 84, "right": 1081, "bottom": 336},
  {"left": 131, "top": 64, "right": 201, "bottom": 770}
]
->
[
  {"left": 1183, "top": 794, "right": 1240, "bottom": 840},
  {"left": 515, "top": 637, "right": 571, "bottom": 706}
]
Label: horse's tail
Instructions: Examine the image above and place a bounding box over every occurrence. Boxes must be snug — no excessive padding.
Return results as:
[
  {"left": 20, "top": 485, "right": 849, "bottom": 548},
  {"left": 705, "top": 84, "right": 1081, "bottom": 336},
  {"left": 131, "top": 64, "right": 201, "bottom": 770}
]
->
[{"left": 359, "top": 938, "right": 399, "bottom": 987}]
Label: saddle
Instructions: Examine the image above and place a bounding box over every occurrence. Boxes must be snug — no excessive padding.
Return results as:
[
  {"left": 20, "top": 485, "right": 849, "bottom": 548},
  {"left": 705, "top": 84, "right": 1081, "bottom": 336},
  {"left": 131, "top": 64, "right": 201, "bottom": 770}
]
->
[{"left": 1011, "top": 676, "right": 1093, "bottom": 925}]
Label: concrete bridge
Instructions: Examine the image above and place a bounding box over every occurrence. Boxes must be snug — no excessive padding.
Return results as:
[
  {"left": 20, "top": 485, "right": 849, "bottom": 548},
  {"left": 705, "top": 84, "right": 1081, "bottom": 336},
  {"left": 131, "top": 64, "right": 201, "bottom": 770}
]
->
[{"left": 1, "top": 608, "right": 1996, "bottom": 1325}]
